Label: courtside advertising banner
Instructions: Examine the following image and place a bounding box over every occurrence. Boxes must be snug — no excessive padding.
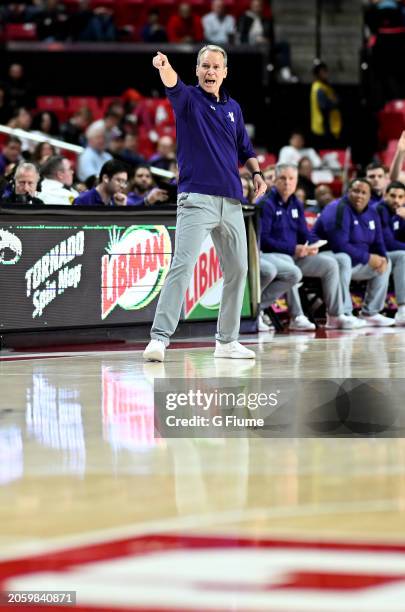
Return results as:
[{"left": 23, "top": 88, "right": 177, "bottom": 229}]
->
[{"left": 0, "top": 215, "right": 253, "bottom": 331}]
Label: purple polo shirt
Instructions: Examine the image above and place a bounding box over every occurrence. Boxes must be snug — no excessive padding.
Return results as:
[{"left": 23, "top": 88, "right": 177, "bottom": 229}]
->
[
  {"left": 73, "top": 188, "right": 141, "bottom": 207},
  {"left": 165, "top": 79, "right": 256, "bottom": 201},
  {"left": 313, "top": 197, "right": 387, "bottom": 265},
  {"left": 259, "top": 187, "right": 312, "bottom": 255}
]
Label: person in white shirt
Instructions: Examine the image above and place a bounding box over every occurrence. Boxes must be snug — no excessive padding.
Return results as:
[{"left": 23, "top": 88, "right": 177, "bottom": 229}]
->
[
  {"left": 77, "top": 124, "right": 112, "bottom": 181},
  {"left": 40, "top": 155, "right": 79, "bottom": 205},
  {"left": 202, "top": 0, "right": 235, "bottom": 44},
  {"left": 278, "top": 131, "right": 321, "bottom": 169}
]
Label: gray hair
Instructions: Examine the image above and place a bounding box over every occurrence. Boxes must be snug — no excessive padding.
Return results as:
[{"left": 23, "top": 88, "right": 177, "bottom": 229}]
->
[
  {"left": 15, "top": 162, "right": 39, "bottom": 178},
  {"left": 275, "top": 163, "right": 298, "bottom": 177},
  {"left": 197, "top": 45, "right": 227, "bottom": 67}
]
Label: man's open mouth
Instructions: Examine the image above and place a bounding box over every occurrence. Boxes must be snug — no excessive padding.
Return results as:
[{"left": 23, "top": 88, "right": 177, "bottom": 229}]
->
[{"left": 205, "top": 79, "right": 216, "bottom": 85}]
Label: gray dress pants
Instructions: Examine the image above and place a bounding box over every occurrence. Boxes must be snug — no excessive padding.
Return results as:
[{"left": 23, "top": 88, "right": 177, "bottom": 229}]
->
[{"left": 151, "top": 192, "right": 248, "bottom": 346}]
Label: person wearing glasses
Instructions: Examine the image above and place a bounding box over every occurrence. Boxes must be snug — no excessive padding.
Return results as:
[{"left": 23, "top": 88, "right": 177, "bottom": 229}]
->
[{"left": 73, "top": 159, "right": 130, "bottom": 207}]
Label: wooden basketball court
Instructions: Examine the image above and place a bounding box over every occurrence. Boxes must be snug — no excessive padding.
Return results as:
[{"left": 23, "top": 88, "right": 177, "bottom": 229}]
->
[{"left": 1, "top": 327, "right": 405, "bottom": 610}]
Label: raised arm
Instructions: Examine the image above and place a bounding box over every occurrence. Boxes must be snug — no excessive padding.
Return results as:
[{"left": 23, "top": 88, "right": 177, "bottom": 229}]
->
[
  {"left": 389, "top": 131, "right": 405, "bottom": 181},
  {"left": 152, "top": 51, "right": 178, "bottom": 88}
]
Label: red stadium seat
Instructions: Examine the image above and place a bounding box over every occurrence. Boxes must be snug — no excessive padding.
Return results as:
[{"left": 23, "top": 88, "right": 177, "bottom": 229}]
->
[
  {"left": 384, "top": 99, "right": 405, "bottom": 113},
  {"left": 378, "top": 110, "right": 405, "bottom": 145},
  {"left": 381, "top": 139, "right": 400, "bottom": 167},
  {"left": 36, "top": 96, "right": 69, "bottom": 121},
  {"left": 90, "top": 0, "right": 115, "bottom": 8},
  {"left": 137, "top": 126, "right": 157, "bottom": 159},
  {"left": 100, "top": 97, "right": 122, "bottom": 114},
  {"left": 256, "top": 152, "right": 276, "bottom": 168},
  {"left": 67, "top": 96, "right": 103, "bottom": 119},
  {"left": 115, "top": 0, "right": 149, "bottom": 28},
  {"left": 136, "top": 98, "right": 175, "bottom": 130},
  {"left": 320, "top": 149, "right": 351, "bottom": 167},
  {"left": 4, "top": 23, "right": 37, "bottom": 41},
  {"left": 62, "top": 0, "right": 81, "bottom": 12}
]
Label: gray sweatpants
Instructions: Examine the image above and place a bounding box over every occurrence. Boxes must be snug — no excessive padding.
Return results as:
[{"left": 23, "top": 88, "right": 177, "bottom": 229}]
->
[
  {"left": 260, "top": 251, "right": 345, "bottom": 317},
  {"left": 388, "top": 250, "right": 405, "bottom": 305},
  {"left": 339, "top": 256, "right": 392, "bottom": 316},
  {"left": 151, "top": 192, "right": 248, "bottom": 346}
]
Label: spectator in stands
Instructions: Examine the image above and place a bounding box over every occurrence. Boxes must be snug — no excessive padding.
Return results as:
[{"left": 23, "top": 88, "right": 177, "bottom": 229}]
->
[
  {"left": 202, "top": 0, "right": 236, "bottom": 45},
  {"left": 149, "top": 135, "right": 176, "bottom": 171},
  {"left": 87, "top": 111, "right": 122, "bottom": 148},
  {"left": 238, "top": 0, "right": 271, "bottom": 44},
  {"left": 374, "top": 180, "right": 405, "bottom": 325},
  {"left": 127, "top": 164, "right": 169, "bottom": 206},
  {"left": 167, "top": 3, "right": 203, "bottom": 43},
  {"left": 278, "top": 131, "right": 321, "bottom": 168},
  {"left": 32, "top": 142, "right": 56, "bottom": 166},
  {"left": 366, "top": 161, "right": 388, "bottom": 205},
  {"left": 260, "top": 163, "right": 358, "bottom": 330},
  {"left": 40, "top": 155, "right": 78, "bottom": 205},
  {"left": 74, "top": 159, "right": 129, "bottom": 206},
  {"left": 263, "top": 165, "right": 276, "bottom": 191},
  {"left": 0, "top": 136, "right": 22, "bottom": 175},
  {"left": 107, "top": 134, "right": 126, "bottom": 161},
  {"left": 31, "top": 110, "right": 60, "bottom": 139},
  {"left": 313, "top": 178, "right": 394, "bottom": 326},
  {"left": 77, "top": 123, "right": 112, "bottom": 181},
  {"left": 1, "top": 3, "right": 36, "bottom": 24},
  {"left": 297, "top": 156, "right": 316, "bottom": 200},
  {"left": 7, "top": 107, "right": 32, "bottom": 152},
  {"left": 35, "top": 0, "right": 69, "bottom": 41},
  {"left": 120, "top": 133, "right": 145, "bottom": 167},
  {"left": 238, "top": 0, "right": 296, "bottom": 82},
  {"left": 295, "top": 186, "right": 307, "bottom": 204},
  {"left": 0, "top": 162, "right": 44, "bottom": 205},
  {"left": 168, "top": 159, "right": 179, "bottom": 182},
  {"left": 4, "top": 64, "right": 34, "bottom": 113},
  {"left": 310, "top": 62, "right": 342, "bottom": 148},
  {"left": 74, "top": 2, "right": 117, "bottom": 42},
  {"left": 0, "top": 85, "right": 11, "bottom": 124},
  {"left": 313, "top": 184, "right": 334, "bottom": 213},
  {"left": 141, "top": 9, "right": 168, "bottom": 43},
  {"left": 60, "top": 108, "right": 91, "bottom": 145},
  {"left": 364, "top": 0, "right": 405, "bottom": 104}
]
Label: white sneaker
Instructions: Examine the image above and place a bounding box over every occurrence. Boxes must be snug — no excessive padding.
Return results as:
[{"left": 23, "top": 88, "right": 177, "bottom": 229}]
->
[
  {"left": 341, "top": 314, "right": 367, "bottom": 329},
  {"left": 359, "top": 312, "right": 395, "bottom": 327},
  {"left": 143, "top": 339, "right": 166, "bottom": 362},
  {"left": 214, "top": 340, "right": 255, "bottom": 359},
  {"left": 325, "top": 314, "right": 367, "bottom": 329},
  {"left": 289, "top": 315, "right": 316, "bottom": 331},
  {"left": 258, "top": 311, "right": 273, "bottom": 332},
  {"left": 394, "top": 310, "right": 405, "bottom": 326}
]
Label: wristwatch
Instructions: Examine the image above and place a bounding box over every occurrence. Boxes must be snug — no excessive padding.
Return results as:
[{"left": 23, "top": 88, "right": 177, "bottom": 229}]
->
[{"left": 252, "top": 171, "right": 264, "bottom": 180}]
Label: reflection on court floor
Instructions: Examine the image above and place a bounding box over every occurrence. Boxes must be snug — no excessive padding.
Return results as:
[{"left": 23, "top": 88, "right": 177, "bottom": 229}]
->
[{"left": 1, "top": 329, "right": 405, "bottom": 609}]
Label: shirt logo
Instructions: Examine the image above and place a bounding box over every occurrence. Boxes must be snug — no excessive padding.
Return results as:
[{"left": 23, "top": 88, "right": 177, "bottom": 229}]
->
[
  {"left": 354, "top": 220, "right": 359, "bottom": 225},
  {"left": 228, "top": 112, "right": 235, "bottom": 123},
  {"left": 210, "top": 105, "right": 216, "bottom": 111},
  {"left": 394, "top": 220, "right": 400, "bottom": 230},
  {"left": 291, "top": 209, "right": 299, "bottom": 219},
  {"left": 369, "top": 220, "right": 375, "bottom": 230},
  {"left": 276, "top": 210, "right": 282, "bottom": 216}
]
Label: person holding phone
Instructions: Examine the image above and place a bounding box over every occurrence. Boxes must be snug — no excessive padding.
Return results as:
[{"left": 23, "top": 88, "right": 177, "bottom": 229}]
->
[{"left": 259, "top": 163, "right": 363, "bottom": 330}]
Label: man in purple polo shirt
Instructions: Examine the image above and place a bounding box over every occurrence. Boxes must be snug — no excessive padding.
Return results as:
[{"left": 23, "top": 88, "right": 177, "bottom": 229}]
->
[
  {"left": 73, "top": 159, "right": 130, "bottom": 207},
  {"left": 313, "top": 178, "right": 394, "bottom": 326},
  {"left": 143, "top": 45, "right": 267, "bottom": 362}
]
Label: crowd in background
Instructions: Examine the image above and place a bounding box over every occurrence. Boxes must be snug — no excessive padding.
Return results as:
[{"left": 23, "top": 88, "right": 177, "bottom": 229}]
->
[{"left": 2, "top": 0, "right": 405, "bottom": 328}]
